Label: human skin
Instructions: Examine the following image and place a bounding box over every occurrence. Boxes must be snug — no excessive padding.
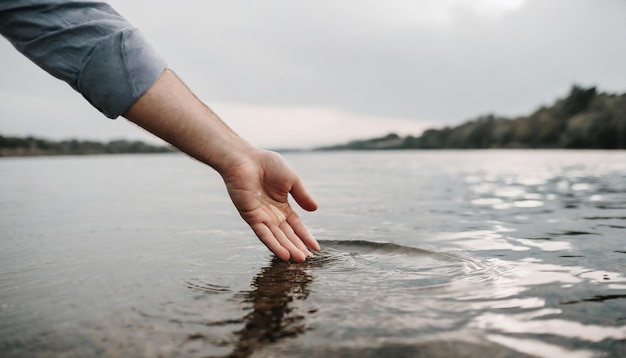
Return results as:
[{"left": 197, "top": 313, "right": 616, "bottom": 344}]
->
[{"left": 123, "top": 69, "right": 319, "bottom": 262}]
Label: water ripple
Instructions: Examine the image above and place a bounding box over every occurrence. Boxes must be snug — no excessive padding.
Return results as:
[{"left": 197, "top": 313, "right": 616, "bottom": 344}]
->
[
  {"left": 309, "top": 240, "right": 514, "bottom": 297},
  {"left": 184, "top": 278, "right": 231, "bottom": 295}
]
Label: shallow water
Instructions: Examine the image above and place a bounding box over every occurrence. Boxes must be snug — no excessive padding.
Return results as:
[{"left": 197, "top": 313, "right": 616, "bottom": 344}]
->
[{"left": 0, "top": 150, "right": 625, "bottom": 357}]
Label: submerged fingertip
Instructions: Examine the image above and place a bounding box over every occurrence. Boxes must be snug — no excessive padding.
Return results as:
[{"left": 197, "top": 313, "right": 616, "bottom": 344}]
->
[
  {"left": 276, "top": 251, "right": 290, "bottom": 262},
  {"left": 291, "top": 250, "right": 307, "bottom": 263},
  {"left": 270, "top": 244, "right": 290, "bottom": 262}
]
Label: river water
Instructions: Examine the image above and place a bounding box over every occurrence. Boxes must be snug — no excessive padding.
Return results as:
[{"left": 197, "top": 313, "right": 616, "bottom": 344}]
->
[{"left": 0, "top": 150, "right": 625, "bottom": 357}]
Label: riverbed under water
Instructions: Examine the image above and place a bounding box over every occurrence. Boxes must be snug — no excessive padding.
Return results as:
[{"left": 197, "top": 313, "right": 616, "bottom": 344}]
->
[{"left": 1, "top": 150, "right": 625, "bottom": 357}]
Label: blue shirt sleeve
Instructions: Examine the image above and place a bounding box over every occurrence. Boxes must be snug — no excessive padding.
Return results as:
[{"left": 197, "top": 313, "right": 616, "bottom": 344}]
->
[{"left": 0, "top": 0, "right": 167, "bottom": 118}]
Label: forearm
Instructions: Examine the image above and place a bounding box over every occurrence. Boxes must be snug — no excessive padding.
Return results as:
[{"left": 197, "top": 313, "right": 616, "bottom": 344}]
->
[{"left": 123, "top": 69, "right": 256, "bottom": 175}]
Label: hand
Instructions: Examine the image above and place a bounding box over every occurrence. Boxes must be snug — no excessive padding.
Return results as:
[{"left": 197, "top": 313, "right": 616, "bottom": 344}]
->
[
  {"left": 123, "top": 70, "right": 319, "bottom": 261},
  {"left": 221, "top": 149, "right": 319, "bottom": 262}
]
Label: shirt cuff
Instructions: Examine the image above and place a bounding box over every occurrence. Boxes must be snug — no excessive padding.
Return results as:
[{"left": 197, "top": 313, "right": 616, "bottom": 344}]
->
[{"left": 77, "top": 28, "right": 166, "bottom": 119}]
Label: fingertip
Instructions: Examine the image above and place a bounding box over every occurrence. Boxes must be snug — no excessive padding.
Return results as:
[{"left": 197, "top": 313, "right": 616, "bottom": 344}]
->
[
  {"left": 253, "top": 224, "right": 291, "bottom": 261},
  {"left": 306, "top": 199, "right": 319, "bottom": 212},
  {"left": 302, "top": 195, "right": 318, "bottom": 212},
  {"left": 305, "top": 236, "right": 320, "bottom": 252},
  {"left": 286, "top": 213, "right": 319, "bottom": 252},
  {"left": 291, "top": 180, "right": 318, "bottom": 212},
  {"left": 309, "top": 239, "right": 321, "bottom": 252},
  {"left": 272, "top": 246, "right": 290, "bottom": 262},
  {"left": 290, "top": 250, "right": 307, "bottom": 263}
]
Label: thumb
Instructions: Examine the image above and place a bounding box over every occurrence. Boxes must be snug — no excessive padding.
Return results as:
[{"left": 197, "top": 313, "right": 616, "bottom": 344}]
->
[{"left": 290, "top": 178, "right": 318, "bottom": 212}]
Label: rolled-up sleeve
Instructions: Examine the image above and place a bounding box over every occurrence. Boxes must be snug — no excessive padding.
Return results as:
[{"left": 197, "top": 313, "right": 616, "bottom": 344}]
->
[{"left": 0, "top": 0, "right": 166, "bottom": 118}]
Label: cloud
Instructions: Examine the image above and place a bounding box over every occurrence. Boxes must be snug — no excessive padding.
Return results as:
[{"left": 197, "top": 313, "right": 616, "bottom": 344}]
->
[
  {"left": 2, "top": 0, "right": 626, "bottom": 148},
  {"left": 114, "top": 0, "right": 624, "bottom": 121}
]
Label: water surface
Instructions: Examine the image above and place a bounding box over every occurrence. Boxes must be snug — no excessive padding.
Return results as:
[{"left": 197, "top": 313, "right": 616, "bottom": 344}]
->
[{"left": 1, "top": 150, "right": 625, "bottom": 357}]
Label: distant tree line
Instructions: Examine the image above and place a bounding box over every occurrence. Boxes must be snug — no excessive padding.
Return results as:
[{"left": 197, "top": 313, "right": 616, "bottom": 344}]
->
[
  {"left": 0, "top": 135, "right": 172, "bottom": 157},
  {"left": 318, "top": 85, "right": 626, "bottom": 150}
]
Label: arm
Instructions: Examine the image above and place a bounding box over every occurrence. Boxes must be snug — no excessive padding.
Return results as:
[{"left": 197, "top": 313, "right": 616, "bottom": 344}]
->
[
  {"left": 1, "top": 1, "right": 319, "bottom": 262},
  {"left": 124, "top": 70, "right": 319, "bottom": 262}
]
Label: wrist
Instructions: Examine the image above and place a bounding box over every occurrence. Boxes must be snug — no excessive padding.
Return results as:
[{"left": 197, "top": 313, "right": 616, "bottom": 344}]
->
[{"left": 209, "top": 133, "right": 259, "bottom": 178}]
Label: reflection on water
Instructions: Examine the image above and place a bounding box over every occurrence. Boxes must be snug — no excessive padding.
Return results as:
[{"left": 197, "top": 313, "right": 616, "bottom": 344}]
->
[
  {"left": 225, "top": 259, "right": 313, "bottom": 358},
  {"left": 1, "top": 151, "right": 625, "bottom": 357}
]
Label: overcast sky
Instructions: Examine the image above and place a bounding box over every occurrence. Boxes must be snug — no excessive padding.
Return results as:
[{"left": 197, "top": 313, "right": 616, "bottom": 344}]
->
[{"left": 1, "top": 0, "right": 625, "bottom": 148}]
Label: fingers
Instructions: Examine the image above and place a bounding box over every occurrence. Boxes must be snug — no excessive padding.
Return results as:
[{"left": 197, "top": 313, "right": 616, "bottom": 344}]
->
[
  {"left": 253, "top": 222, "right": 308, "bottom": 263},
  {"left": 290, "top": 178, "right": 318, "bottom": 212},
  {"left": 280, "top": 221, "right": 312, "bottom": 257},
  {"left": 287, "top": 211, "right": 320, "bottom": 251},
  {"left": 269, "top": 224, "right": 307, "bottom": 262},
  {"left": 252, "top": 224, "right": 291, "bottom": 261}
]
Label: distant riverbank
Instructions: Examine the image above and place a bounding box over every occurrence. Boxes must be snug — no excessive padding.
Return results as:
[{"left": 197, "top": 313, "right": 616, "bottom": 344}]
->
[
  {"left": 4, "top": 85, "right": 625, "bottom": 155},
  {"left": 0, "top": 135, "right": 172, "bottom": 157},
  {"left": 318, "top": 85, "right": 626, "bottom": 150}
]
